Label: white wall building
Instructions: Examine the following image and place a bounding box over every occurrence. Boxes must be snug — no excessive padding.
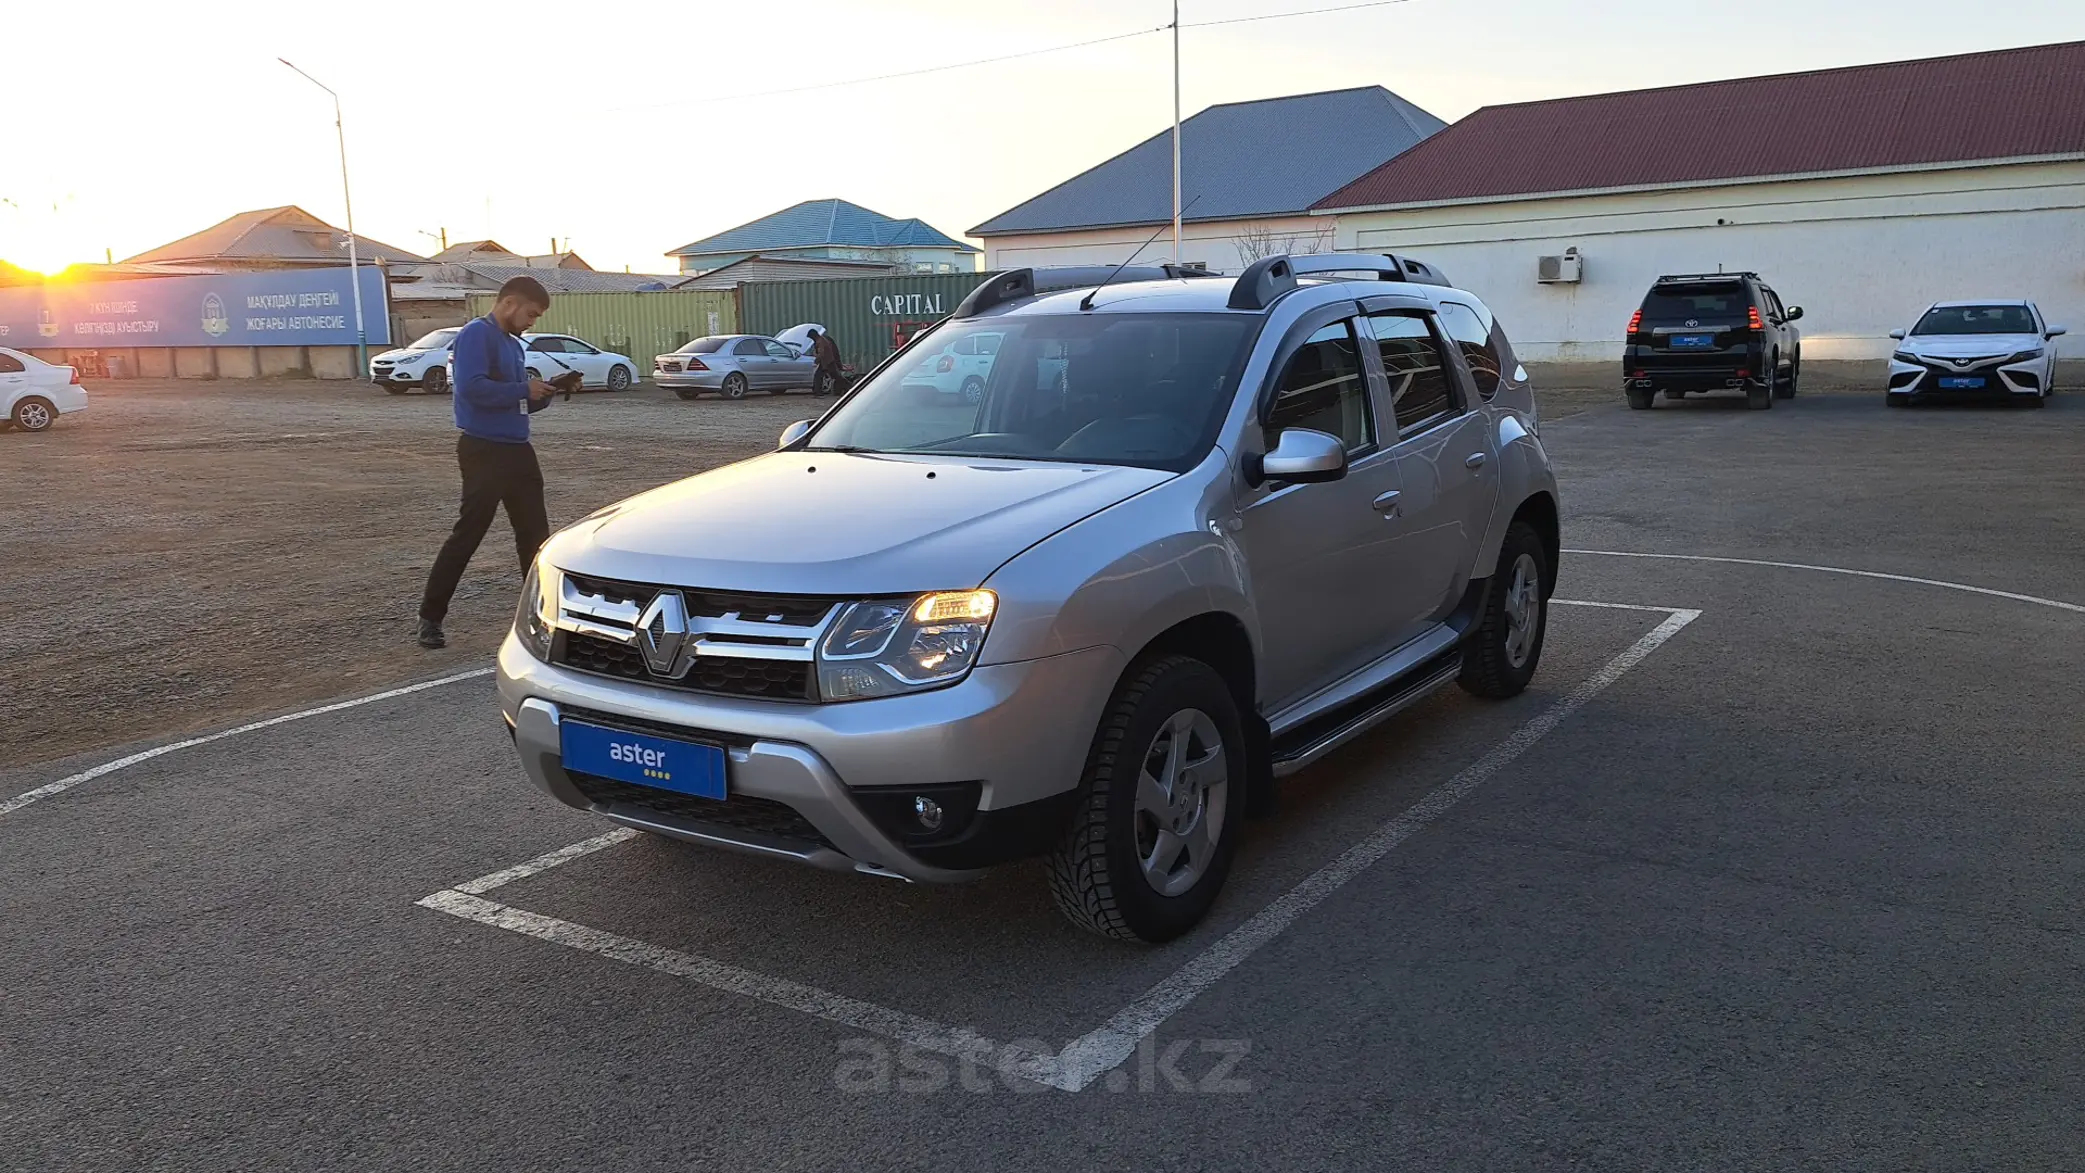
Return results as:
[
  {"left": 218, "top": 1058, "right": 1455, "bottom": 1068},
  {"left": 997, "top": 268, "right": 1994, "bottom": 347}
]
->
[{"left": 1314, "top": 41, "right": 2085, "bottom": 365}]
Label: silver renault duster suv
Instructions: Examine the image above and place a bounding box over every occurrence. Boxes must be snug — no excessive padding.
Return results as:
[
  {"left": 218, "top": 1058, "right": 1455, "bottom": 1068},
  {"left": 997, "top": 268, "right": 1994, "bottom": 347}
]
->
[{"left": 498, "top": 254, "right": 1561, "bottom": 942}]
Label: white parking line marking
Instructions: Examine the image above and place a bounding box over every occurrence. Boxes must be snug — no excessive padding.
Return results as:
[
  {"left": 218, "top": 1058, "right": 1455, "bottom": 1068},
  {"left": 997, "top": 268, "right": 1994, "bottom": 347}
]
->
[
  {"left": 1567, "top": 549, "right": 2085, "bottom": 614},
  {"left": 1552, "top": 598, "right": 1689, "bottom": 613},
  {"left": 418, "top": 604, "right": 1700, "bottom": 1092},
  {"left": 0, "top": 668, "right": 495, "bottom": 819}
]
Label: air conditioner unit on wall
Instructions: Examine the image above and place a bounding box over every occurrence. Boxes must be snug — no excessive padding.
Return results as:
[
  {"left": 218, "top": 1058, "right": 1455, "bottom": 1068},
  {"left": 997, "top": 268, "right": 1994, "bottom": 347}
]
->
[{"left": 1537, "top": 248, "right": 1582, "bottom": 284}]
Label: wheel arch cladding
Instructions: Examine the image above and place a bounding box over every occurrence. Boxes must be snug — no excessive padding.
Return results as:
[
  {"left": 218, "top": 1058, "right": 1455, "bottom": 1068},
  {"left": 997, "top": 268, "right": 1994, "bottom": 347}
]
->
[
  {"left": 1513, "top": 491, "right": 1561, "bottom": 596},
  {"left": 1131, "top": 612, "right": 1273, "bottom": 819}
]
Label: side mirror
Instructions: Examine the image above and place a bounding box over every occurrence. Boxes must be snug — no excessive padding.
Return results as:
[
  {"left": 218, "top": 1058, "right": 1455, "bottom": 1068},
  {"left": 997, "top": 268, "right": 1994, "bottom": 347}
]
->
[
  {"left": 1253, "top": 428, "right": 1348, "bottom": 487},
  {"left": 778, "top": 419, "right": 814, "bottom": 449},
  {"left": 1888, "top": 329, "right": 1906, "bottom": 341},
  {"left": 2047, "top": 326, "right": 2068, "bottom": 339},
  {"left": 1785, "top": 306, "right": 1804, "bottom": 322}
]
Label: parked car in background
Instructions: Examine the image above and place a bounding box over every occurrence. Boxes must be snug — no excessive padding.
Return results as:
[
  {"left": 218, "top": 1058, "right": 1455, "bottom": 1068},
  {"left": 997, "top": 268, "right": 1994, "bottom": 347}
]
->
[
  {"left": 371, "top": 327, "right": 460, "bottom": 394},
  {"left": 496, "top": 253, "right": 1560, "bottom": 943},
  {"left": 445, "top": 333, "right": 637, "bottom": 392},
  {"left": 653, "top": 334, "right": 826, "bottom": 400},
  {"left": 900, "top": 330, "right": 1003, "bottom": 403},
  {"left": 1622, "top": 272, "right": 1803, "bottom": 410},
  {"left": 1886, "top": 300, "right": 2064, "bottom": 408},
  {"left": 1, "top": 347, "right": 87, "bottom": 433}
]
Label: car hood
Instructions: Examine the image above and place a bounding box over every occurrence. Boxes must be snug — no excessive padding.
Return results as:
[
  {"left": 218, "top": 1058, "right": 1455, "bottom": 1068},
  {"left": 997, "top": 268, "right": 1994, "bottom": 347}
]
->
[
  {"left": 545, "top": 451, "right": 1171, "bottom": 594},
  {"left": 376, "top": 347, "right": 440, "bottom": 361},
  {"left": 1900, "top": 333, "right": 2043, "bottom": 357}
]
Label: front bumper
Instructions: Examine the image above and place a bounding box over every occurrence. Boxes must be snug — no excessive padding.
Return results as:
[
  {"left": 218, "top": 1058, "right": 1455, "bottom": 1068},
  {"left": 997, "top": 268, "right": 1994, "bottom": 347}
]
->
[
  {"left": 1887, "top": 357, "right": 2044, "bottom": 398},
  {"left": 496, "top": 632, "right": 1124, "bottom": 881},
  {"left": 372, "top": 364, "right": 432, "bottom": 383}
]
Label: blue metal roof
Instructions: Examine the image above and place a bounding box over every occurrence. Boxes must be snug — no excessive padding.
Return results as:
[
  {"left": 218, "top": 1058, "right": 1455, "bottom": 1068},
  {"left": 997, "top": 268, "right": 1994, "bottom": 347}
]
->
[
  {"left": 668, "top": 199, "right": 978, "bottom": 258},
  {"left": 969, "top": 87, "right": 1445, "bottom": 236}
]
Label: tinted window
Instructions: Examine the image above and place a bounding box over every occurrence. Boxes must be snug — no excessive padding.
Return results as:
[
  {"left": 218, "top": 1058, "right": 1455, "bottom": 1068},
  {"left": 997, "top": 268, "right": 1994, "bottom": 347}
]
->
[
  {"left": 733, "top": 337, "right": 768, "bottom": 356},
  {"left": 1641, "top": 283, "right": 1748, "bottom": 320},
  {"left": 1762, "top": 288, "right": 1786, "bottom": 318},
  {"left": 1437, "top": 302, "right": 1502, "bottom": 399},
  {"left": 808, "top": 313, "right": 1258, "bottom": 472},
  {"left": 0, "top": 353, "right": 23, "bottom": 373},
  {"left": 1911, "top": 305, "right": 2040, "bottom": 335},
  {"left": 526, "top": 337, "right": 560, "bottom": 352},
  {"left": 680, "top": 337, "right": 728, "bottom": 354},
  {"left": 1266, "top": 321, "right": 1372, "bottom": 453},
  {"left": 566, "top": 339, "right": 599, "bottom": 355},
  {"left": 1368, "top": 313, "right": 1460, "bottom": 438}
]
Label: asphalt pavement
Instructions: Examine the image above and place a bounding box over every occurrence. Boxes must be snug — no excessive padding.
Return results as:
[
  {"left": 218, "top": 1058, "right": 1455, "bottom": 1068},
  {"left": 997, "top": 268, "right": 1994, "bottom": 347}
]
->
[{"left": 5, "top": 389, "right": 2082, "bottom": 1171}]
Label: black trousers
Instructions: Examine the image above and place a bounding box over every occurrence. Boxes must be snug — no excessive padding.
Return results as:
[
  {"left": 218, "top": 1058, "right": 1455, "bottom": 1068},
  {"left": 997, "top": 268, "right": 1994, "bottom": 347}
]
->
[{"left": 419, "top": 434, "right": 550, "bottom": 624}]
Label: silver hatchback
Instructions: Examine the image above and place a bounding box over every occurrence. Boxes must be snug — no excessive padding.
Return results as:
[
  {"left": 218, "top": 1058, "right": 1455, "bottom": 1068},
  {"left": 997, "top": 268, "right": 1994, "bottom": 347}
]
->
[
  {"left": 655, "top": 334, "right": 827, "bottom": 400},
  {"left": 500, "top": 254, "right": 1561, "bottom": 942}
]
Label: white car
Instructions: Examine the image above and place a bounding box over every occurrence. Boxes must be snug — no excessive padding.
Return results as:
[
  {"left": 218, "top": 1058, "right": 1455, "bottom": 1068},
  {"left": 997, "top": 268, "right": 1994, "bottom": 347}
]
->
[
  {"left": 1887, "top": 300, "right": 2066, "bottom": 407},
  {"left": 1, "top": 347, "right": 87, "bottom": 433},
  {"left": 899, "top": 330, "right": 1003, "bottom": 403},
  {"left": 372, "top": 328, "right": 461, "bottom": 394},
  {"left": 446, "top": 333, "right": 639, "bottom": 392}
]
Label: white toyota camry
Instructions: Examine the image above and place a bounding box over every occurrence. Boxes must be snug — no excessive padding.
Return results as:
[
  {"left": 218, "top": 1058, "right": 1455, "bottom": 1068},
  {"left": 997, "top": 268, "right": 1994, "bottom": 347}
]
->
[
  {"left": 1, "top": 347, "right": 87, "bottom": 433},
  {"left": 1887, "top": 300, "right": 2065, "bottom": 407}
]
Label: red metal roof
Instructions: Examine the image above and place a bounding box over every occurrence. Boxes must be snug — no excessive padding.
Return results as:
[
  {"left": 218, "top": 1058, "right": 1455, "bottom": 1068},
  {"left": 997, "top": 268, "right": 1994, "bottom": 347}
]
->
[{"left": 1317, "top": 41, "right": 2085, "bottom": 210}]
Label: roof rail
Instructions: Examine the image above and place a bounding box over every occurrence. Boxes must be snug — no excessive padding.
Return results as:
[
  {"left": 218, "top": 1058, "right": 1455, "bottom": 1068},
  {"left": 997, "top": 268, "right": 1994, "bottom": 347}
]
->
[
  {"left": 952, "top": 265, "right": 1175, "bottom": 318},
  {"left": 1654, "top": 271, "right": 1760, "bottom": 283},
  {"left": 1227, "top": 252, "right": 1452, "bottom": 310}
]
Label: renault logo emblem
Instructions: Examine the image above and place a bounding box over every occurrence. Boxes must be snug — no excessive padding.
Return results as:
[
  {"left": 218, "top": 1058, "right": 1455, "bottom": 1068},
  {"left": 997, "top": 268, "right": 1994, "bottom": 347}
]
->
[{"left": 636, "top": 591, "right": 689, "bottom": 677}]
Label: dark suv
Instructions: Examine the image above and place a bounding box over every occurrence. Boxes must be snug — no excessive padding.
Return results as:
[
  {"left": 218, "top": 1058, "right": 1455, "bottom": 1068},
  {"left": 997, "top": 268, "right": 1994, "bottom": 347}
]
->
[{"left": 1623, "top": 273, "right": 1803, "bottom": 410}]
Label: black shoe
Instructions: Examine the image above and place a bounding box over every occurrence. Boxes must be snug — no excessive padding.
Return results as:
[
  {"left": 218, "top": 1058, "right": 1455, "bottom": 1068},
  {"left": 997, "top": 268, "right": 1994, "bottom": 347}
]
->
[{"left": 417, "top": 619, "right": 446, "bottom": 649}]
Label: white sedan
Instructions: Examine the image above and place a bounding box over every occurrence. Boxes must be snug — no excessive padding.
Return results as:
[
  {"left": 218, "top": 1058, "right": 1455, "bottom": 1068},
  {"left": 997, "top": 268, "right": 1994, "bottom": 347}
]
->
[
  {"left": 445, "top": 333, "right": 639, "bottom": 392},
  {"left": 1887, "top": 300, "right": 2066, "bottom": 407},
  {"left": 1, "top": 347, "right": 87, "bottom": 433}
]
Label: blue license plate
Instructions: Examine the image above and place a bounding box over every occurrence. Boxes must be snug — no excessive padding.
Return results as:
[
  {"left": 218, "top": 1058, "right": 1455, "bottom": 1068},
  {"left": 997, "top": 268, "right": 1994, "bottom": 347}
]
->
[
  {"left": 1939, "top": 376, "right": 1985, "bottom": 389},
  {"left": 561, "top": 720, "right": 727, "bottom": 799},
  {"left": 1670, "top": 334, "right": 1716, "bottom": 350}
]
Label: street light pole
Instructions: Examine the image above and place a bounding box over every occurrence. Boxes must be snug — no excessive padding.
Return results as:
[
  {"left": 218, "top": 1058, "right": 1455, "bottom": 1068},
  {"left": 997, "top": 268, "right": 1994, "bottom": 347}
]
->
[
  {"left": 279, "top": 58, "right": 368, "bottom": 382},
  {"left": 1171, "top": 0, "right": 1182, "bottom": 265}
]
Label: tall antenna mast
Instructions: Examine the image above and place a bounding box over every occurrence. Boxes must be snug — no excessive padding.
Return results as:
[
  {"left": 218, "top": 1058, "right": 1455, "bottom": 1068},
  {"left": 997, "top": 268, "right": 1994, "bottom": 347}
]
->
[{"left": 1172, "top": 0, "right": 1182, "bottom": 263}]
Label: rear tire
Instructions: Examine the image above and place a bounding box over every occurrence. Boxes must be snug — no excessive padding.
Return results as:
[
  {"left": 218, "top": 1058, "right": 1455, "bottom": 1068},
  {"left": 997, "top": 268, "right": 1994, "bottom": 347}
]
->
[
  {"left": 12, "top": 396, "right": 56, "bottom": 432},
  {"left": 1458, "top": 521, "right": 1549, "bottom": 700},
  {"left": 961, "top": 376, "right": 985, "bottom": 405},
  {"left": 423, "top": 366, "right": 449, "bottom": 395},
  {"left": 721, "top": 373, "right": 748, "bottom": 400},
  {"left": 1746, "top": 384, "right": 1773, "bottom": 410},
  {"left": 1047, "top": 656, "right": 1244, "bottom": 943},
  {"left": 1626, "top": 388, "right": 1655, "bottom": 410},
  {"left": 1775, "top": 356, "right": 1799, "bottom": 399}
]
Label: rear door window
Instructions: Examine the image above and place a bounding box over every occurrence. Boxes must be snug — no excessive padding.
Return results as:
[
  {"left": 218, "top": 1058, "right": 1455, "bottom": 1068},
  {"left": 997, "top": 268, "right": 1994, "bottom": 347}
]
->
[
  {"left": 1437, "top": 302, "right": 1502, "bottom": 399},
  {"left": 1366, "top": 312, "right": 1462, "bottom": 438},
  {"left": 733, "top": 337, "right": 767, "bottom": 356},
  {"left": 1265, "top": 320, "right": 1374, "bottom": 454},
  {"left": 1641, "top": 283, "right": 1748, "bottom": 320}
]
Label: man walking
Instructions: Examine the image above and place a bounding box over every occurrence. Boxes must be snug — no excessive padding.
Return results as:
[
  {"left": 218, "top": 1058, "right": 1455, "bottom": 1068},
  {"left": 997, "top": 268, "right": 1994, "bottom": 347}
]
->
[
  {"left": 807, "top": 326, "right": 843, "bottom": 396},
  {"left": 417, "top": 276, "right": 559, "bottom": 649}
]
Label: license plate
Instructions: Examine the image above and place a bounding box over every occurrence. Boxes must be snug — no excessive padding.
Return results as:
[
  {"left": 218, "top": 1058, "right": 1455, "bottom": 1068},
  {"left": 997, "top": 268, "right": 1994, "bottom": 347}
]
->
[
  {"left": 561, "top": 720, "right": 727, "bottom": 799},
  {"left": 1939, "top": 376, "right": 1985, "bottom": 389},
  {"left": 1670, "top": 334, "right": 1715, "bottom": 350}
]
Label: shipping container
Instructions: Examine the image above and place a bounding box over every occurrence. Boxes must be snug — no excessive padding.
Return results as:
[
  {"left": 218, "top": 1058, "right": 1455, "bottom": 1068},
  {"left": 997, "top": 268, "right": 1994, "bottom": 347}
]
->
[
  {"left": 464, "top": 289, "right": 739, "bottom": 371},
  {"left": 738, "top": 271, "right": 997, "bottom": 373}
]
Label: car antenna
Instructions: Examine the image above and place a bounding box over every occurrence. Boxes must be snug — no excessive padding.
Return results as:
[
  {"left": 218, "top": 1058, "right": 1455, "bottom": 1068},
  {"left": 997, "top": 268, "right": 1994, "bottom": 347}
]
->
[{"left": 1080, "top": 195, "right": 1200, "bottom": 311}]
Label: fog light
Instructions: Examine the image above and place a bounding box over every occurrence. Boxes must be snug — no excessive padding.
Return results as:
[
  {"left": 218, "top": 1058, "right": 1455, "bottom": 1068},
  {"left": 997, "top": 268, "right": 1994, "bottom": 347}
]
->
[{"left": 913, "top": 796, "right": 944, "bottom": 832}]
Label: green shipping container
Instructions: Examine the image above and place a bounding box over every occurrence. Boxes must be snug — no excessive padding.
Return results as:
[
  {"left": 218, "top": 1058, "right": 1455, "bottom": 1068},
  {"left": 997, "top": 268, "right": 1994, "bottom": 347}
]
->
[
  {"left": 738, "top": 271, "right": 997, "bottom": 374},
  {"left": 463, "top": 290, "right": 739, "bottom": 374}
]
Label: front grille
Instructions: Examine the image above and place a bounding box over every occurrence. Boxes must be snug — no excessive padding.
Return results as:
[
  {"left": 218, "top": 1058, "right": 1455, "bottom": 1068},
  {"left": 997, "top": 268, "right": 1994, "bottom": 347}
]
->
[
  {"left": 568, "top": 771, "right": 831, "bottom": 847},
  {"left": 558, "top": 631, "right": 814, "bottom": 701}
]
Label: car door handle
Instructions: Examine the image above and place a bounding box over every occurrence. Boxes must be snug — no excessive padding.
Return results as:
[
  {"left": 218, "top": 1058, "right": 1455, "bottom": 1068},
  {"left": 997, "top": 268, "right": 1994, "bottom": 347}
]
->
[
  {"left": 1464, "top": 452, "right": 1488, "bottom": 470},
  {"left": 1372, "top": 490, "right": 1402, "bottom": 518}
]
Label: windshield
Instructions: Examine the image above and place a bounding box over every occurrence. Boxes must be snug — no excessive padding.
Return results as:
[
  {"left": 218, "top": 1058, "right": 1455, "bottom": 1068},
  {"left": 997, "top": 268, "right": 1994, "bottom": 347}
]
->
[
  {"left": 1641, "top": 283, "right": 1747, "bottom": 320},
  {"left": 408, "top": 328, "right": 460, "bottom": 350},
  {"left": 677, "top": 337, "right": 729, "bottom": 354},
  {"left": 1911, "top": 305, "right": 2038, "bottom": 335},
  {"left": 807, "top": 313, "right": 1259, "bottom": 472}
]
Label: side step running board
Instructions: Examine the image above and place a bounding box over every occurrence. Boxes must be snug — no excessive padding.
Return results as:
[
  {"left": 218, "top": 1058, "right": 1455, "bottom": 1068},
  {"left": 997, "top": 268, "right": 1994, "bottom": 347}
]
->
[{"left": 1269, "top": 653, "right": 1464, "bottom": 779}]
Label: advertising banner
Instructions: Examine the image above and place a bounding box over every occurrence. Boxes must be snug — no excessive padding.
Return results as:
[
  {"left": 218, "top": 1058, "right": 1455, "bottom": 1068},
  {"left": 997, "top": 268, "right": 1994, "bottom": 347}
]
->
[{"left": 0, "top": 266, "right": 390, "bottom": 348}]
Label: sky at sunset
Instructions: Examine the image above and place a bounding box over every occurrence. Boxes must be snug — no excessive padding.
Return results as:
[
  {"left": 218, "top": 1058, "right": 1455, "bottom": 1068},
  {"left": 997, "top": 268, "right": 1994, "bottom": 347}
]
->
[{"left": 5, "top": 0, "right": 2082, "bottom": 275}]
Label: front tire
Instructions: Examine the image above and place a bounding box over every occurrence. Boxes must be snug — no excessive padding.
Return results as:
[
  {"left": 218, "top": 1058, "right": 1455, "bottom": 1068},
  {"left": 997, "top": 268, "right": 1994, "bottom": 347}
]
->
[
  {"left": 12, "top": 396, "right": 56, "bottom": 432},
  {"left": 721, "top": 372, "right": 749, "bottom": 400},
  {"left": 1458, "top": 521, "right": 1549, "bottom": 699},
  {"left": 382, "top": 383, "right": 409, "bottom": 396},
  {"left": 606, "top": 365, "right": 632, "bottom": 392},
  {"left": 1048, "top": 656, "right": 1244, "bottom": 943}
]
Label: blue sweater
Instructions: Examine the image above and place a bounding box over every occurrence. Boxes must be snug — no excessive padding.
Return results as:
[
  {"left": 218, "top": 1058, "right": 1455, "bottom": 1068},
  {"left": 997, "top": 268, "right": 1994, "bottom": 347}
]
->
[{"left": 451, "top": 316, "right": 546, "bottom": 443}]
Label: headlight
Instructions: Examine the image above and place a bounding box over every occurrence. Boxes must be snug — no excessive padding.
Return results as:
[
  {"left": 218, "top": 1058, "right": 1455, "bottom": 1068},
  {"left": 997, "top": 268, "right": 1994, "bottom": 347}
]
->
[
  {"left": 515, "top": 558, "right": 560, "bottom": 661},
  {"left": 2004, "top": 348, "right": 2045, "bottom": 365},
  {"left": 817, "top": 590, "right": 996, "bottom": 700},
  {"left": 1891, "top": 351, "right": 1920, "bottom": 364}
]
